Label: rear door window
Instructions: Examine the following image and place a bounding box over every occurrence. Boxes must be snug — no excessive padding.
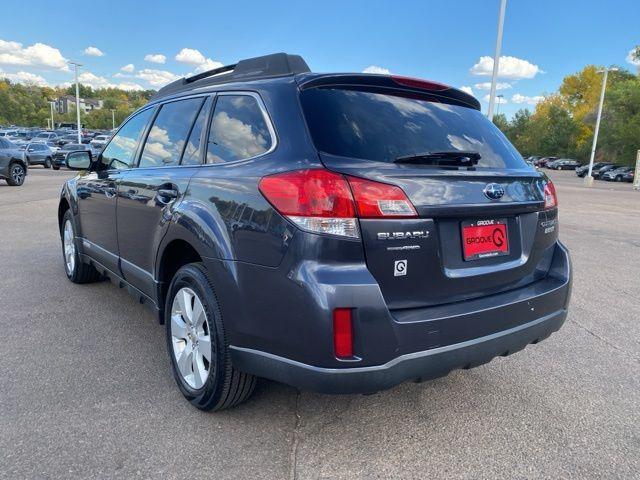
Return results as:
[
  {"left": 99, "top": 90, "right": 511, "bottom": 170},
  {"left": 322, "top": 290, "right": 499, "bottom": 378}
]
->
[
  {"left": 300, "top": 88, "right": 526, "bottom": 169},
  {"left": 139, "top": 97, "right": 205, "bottom": 168},
  {"left": 181, "top": 97, "right": 211, "bottom": 166},
  {"left": 206, "top": 94, "right": 273, "bottom": 164}
]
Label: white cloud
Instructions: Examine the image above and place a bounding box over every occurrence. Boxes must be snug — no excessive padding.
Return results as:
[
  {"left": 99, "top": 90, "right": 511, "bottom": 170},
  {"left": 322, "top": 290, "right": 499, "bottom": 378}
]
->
[
  {"left": 136, "top": 68, "right": 180, "bottom": 87},
  {"left": 474, "top": 81, "right": 512, "bottom": 91},
  {"left": 483, "top": 94, "right": 507, "bottom": 104},
  {"left": 76, "top": 71, "right": 144, "bottom": 91},
  {"left": 470, "top": 55, "right": 541, "bottom": 79},
  {"left": 626, "top": 47, "right": 640, "bottom": 66},
  {"left": 144, "top": 53, "right": 166, "bottom": 64},
  {"left": 0, "top": 70, "right": 49, "bottom": 87},
  {"left": 460, "top": 86, "right": 474, "bottom": 96},
  {"left": 175, "top": 48, "right": 206, "bottom": 65},
  {"left": 0, "top": 38, "right": 68, "bottom": 71},
  {"left": 363, "top": 65, "right": 391, "bottom": 74},
  {"left": 511, "top": 93, "right": 544, "bottom": 105},
  {"left": 83, "top": 46, "right": 104, "bottom": 57},
  {"left": 175, "top": 48, "right": 223, "bottom": 73},
  {"left": 120, "top": 63, "right": 135, "bottom": 73}
]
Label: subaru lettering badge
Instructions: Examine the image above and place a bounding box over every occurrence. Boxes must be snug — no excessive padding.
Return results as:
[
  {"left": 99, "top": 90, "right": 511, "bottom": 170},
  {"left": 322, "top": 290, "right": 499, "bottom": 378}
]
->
[{"left": 483, "top": 183, "right": 505, "bottom": 200}]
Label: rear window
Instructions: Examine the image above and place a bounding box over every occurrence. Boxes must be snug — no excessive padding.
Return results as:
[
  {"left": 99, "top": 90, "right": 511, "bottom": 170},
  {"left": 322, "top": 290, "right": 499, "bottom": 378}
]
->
[{"left": 300, "top": 88, "right": 526, "bottom": 169}]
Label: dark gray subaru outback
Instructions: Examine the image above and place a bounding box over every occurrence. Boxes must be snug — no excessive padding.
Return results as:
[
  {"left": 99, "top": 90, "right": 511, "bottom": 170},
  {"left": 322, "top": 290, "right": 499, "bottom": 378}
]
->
[{"left": 58, "top": 53, "right": 571, "bottom": 410}]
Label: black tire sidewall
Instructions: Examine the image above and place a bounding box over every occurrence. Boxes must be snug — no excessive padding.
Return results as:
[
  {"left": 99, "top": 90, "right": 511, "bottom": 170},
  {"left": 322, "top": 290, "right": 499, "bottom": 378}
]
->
[{"left": 165, "top": 264, "right": 228, "bottom": 410}]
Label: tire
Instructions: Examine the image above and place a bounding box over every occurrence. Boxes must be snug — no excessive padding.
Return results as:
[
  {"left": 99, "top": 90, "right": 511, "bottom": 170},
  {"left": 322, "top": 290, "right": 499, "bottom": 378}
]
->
[
  {"left": 44, "top": 157, "right": 52, "bottom": 169},
  {"left": 556, "top": 166, "right": 561, "bottom": 170},
  {"left": 52, "top": 164, "right": 60, "bottom": 171},
  {"left": 615, "top": 176, "right": 622, "bottom": 182},
  {"left": 165, "top": 263, "right": 256, "bottom": 411},
  {"left": 60, "top": 209, "right": 102, "bottom": 283},
  {"left": 6, "top": 162, "right": 26, "bottom": 186}
]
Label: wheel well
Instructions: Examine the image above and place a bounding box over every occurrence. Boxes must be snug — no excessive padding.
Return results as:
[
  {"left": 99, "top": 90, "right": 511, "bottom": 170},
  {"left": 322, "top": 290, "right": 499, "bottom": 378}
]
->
[
  {"left": 58, "top": 198, "right": 70, "bottom": 230},
  {"left": 158, "top": 239, "right": 202, "bottom": 308}
]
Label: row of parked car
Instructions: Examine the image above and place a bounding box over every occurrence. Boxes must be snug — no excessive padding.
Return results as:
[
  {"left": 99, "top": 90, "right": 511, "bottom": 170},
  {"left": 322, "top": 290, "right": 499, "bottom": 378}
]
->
[
  {"left": 524, "top": 156, "right": 635, "bottom": 183},
  {"left": 0, "top": 126, "right": 114, "bottom": 185}
]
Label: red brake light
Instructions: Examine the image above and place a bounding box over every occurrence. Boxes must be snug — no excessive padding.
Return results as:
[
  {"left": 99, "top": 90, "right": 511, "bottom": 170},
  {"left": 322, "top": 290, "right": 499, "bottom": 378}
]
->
[
  {"left": 347, "top": 176, "right": 417, "bottom": 218},
  {"left": 333, "top": 308, "right": 353, "bottom": 358},
  {"left": 544, "top": 181, "right": 557, "bottom": 209},
  {"left": 259, "top": 169, "right": 417, "bottom": 238},
  {"left": 391, "top": 75, "right": 449, "bottom": 91}
]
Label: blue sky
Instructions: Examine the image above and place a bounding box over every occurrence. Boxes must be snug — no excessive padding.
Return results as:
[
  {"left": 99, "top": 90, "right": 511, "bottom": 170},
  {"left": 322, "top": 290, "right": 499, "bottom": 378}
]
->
[{"left": 1, "top": 0, "right": 638, "bottom": 117}]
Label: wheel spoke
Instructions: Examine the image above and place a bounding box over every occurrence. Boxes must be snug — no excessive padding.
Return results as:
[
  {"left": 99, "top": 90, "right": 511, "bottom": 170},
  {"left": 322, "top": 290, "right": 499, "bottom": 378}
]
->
[
  {"left": 198, "top": 335, "right": 212, "bottom": 362},
  {"left": 171, "top": 314, "right": 188, "bottom": 340},
  {"left": 192, "top": 296, "right": 205, "bottom": 328},
  {"left": 192, "top": 353, "right": 205, "bottom": 387},
  {"left": 177, "top": 289, "right": 193, "bottom": 324},
  {"left": 176, "top": 344, "right": 193, "bottom": 377}
]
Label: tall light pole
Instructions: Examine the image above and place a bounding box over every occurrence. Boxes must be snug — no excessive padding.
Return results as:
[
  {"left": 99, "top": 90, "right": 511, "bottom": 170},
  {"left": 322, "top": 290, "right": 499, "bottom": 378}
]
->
[
  {"left": 68, "top": 61, "right": 83, "bottom": 144},
  {"left": 487, "top": 0, "right": 507, "bottom": 120},
  {"left": 110, "top": 109, "right": 116, "bottom": 129},
  {"left": 496, "top": 94, "right": 504, "bottom": 117},
  {"left": 49, "top": 101, "right": 55, "bottom": 130},
  {"left": 585, "top": 66, "right": 618, "bottom": 186}
]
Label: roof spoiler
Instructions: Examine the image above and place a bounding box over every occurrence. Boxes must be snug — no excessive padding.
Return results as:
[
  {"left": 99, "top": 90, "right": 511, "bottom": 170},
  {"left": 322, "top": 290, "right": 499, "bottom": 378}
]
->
[{"left": 151, "top": 53, "right": 310, "bottom": 101}]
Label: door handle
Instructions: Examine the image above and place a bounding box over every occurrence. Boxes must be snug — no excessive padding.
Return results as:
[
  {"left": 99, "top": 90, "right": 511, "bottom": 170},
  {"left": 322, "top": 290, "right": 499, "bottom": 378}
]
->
[{"left": 156, "top": 188, "right": 179, "bottom": 204}]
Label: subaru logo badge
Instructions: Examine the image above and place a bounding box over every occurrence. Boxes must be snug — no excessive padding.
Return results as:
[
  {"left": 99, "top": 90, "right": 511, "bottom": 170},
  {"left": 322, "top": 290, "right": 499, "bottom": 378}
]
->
[{"left": 483, "top": 183, "right": 505, "bottom": 200}]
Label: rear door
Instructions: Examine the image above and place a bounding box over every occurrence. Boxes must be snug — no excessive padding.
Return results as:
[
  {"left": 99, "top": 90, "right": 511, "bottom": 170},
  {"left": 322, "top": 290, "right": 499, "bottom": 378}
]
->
[
  {"left": 300, "top": 86, "right": 557, "bottom": 309},
  {"left": 116, "top": 96, "right": 211, "bottom": 298}
]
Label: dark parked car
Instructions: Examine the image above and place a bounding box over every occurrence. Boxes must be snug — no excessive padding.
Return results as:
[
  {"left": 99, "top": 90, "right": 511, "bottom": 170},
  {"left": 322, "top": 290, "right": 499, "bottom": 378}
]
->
[
  {"left": 24, "top": 142, "right": 56, "bottom": 168},
  {"left": 547, "top": 159, "right": 581, "bottom": 170},
  {"left": 52, "top": 143, "right": 93, "bottom": 170},
  {"left": 593, "top": 164, "right": 619, "bottom": 179},
  {"left": 601, "top": 166, "right": 634, "bottom": 182},
  {"left": 621, "top": 169, "right": 635, "bottom": 183},
  {"left": 534, "top": 156, "right": 556, "bottom": 167},
  {"left": 58, "top": 53, "right": 572, "bottom": 410},
  {"left": 0, "top": 138, "right": 27, "bottom": 185},
  {"left": 575, "top": 162, "right": 613, "bottom": 177}
]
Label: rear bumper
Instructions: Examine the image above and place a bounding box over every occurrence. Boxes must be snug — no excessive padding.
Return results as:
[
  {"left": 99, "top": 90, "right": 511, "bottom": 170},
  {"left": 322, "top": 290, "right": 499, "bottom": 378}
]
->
[
  {"left": 230, "top": 241, "right": 572, "bottom": 394},
  {"left": 231, "top": 309, "right": 566, "bottom": 394}
]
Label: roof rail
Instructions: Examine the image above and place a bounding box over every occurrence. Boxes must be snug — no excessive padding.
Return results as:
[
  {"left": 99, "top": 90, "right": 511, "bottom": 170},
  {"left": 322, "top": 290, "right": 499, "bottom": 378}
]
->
[{"left": 151, "top": 53, "right": 310, "bottom": 101}]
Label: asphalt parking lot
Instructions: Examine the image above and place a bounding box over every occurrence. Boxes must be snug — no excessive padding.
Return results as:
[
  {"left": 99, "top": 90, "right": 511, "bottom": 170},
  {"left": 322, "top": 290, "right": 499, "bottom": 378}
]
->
[{"left": 1, "top": 168, "right": 638, "bottom": 480}]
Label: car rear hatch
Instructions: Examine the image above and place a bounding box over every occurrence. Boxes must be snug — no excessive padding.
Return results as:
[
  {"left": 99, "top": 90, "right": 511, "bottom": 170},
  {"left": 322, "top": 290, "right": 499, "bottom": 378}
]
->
[{"left": 298, "top": 75, "right": 558, "bottom": 310}]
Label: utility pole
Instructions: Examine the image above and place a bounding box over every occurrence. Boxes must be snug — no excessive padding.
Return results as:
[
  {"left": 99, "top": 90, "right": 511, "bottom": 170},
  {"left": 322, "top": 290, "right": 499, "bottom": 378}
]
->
[
  {"left": 585, "top": 66, "right": 618, "bottom": 186},
  {"left": 110, "top": 109, "right": 116, "bottom": 129},
  {"left": 68, "top": 61, "right": 83, "bottom": 144},
  {"left": 487, "top": 0, "right": 507, "bottom": 120}
]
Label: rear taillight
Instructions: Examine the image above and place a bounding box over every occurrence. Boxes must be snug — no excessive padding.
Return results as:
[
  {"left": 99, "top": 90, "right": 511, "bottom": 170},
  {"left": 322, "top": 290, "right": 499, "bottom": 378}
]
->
[
  {"left": 259, "top": 169, "right": 417, "bottom": 238},
  {"left": 347, "top": 176, "right": 417, "bottom": 218},
  {"left": 544, "top": 181, "right": 557, "bottom": 209},
  {"left": 333, "top": 308, "right": 353, "bottom": 358}
]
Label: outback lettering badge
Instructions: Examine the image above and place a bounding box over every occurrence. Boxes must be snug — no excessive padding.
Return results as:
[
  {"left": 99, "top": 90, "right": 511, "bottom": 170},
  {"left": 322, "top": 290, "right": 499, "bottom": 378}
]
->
[{"left": 378, "top": 230, "right": 430, "bottom": 241}]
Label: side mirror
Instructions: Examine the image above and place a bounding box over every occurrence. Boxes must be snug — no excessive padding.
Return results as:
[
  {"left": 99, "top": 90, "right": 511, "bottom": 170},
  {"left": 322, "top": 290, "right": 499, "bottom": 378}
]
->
[{"left": 66, "top": 151, "right": 92, "bottom": 170}]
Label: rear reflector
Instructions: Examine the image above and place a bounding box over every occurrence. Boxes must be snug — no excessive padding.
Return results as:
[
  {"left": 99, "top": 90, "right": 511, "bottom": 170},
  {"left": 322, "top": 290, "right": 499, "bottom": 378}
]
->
[
  {"left": 259, "top": 169, "right": 417, "bottom": 238},
  {"left": 333, "top": 308, "right": 353, "bottom": 358},
  {"left": 543, "top": 181, "right": 557, "bottom": 209}
]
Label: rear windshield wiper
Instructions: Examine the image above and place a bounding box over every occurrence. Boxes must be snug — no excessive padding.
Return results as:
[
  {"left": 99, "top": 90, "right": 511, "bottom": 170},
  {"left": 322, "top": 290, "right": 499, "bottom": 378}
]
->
[{"left": 394, "top": 151, "right": 481, "bottom": 167}]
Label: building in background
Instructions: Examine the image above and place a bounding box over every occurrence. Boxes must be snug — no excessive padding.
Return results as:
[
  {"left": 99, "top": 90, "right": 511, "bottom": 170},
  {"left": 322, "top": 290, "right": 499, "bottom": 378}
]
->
[{"left": 55, "top": 95, "right": 104, "bottom": 115}]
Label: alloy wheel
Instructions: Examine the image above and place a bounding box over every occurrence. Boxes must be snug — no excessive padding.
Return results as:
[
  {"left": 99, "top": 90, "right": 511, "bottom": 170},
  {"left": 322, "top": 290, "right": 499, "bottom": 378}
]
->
[
  {"left": 63, "top": 220, "right": 76, "bottom": 274},
  {"left": 11, "top": 165, "right": 25, "bottom": 185},
  {"left": 170, "top": 287, "right": 212, "bottom": 389}
]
